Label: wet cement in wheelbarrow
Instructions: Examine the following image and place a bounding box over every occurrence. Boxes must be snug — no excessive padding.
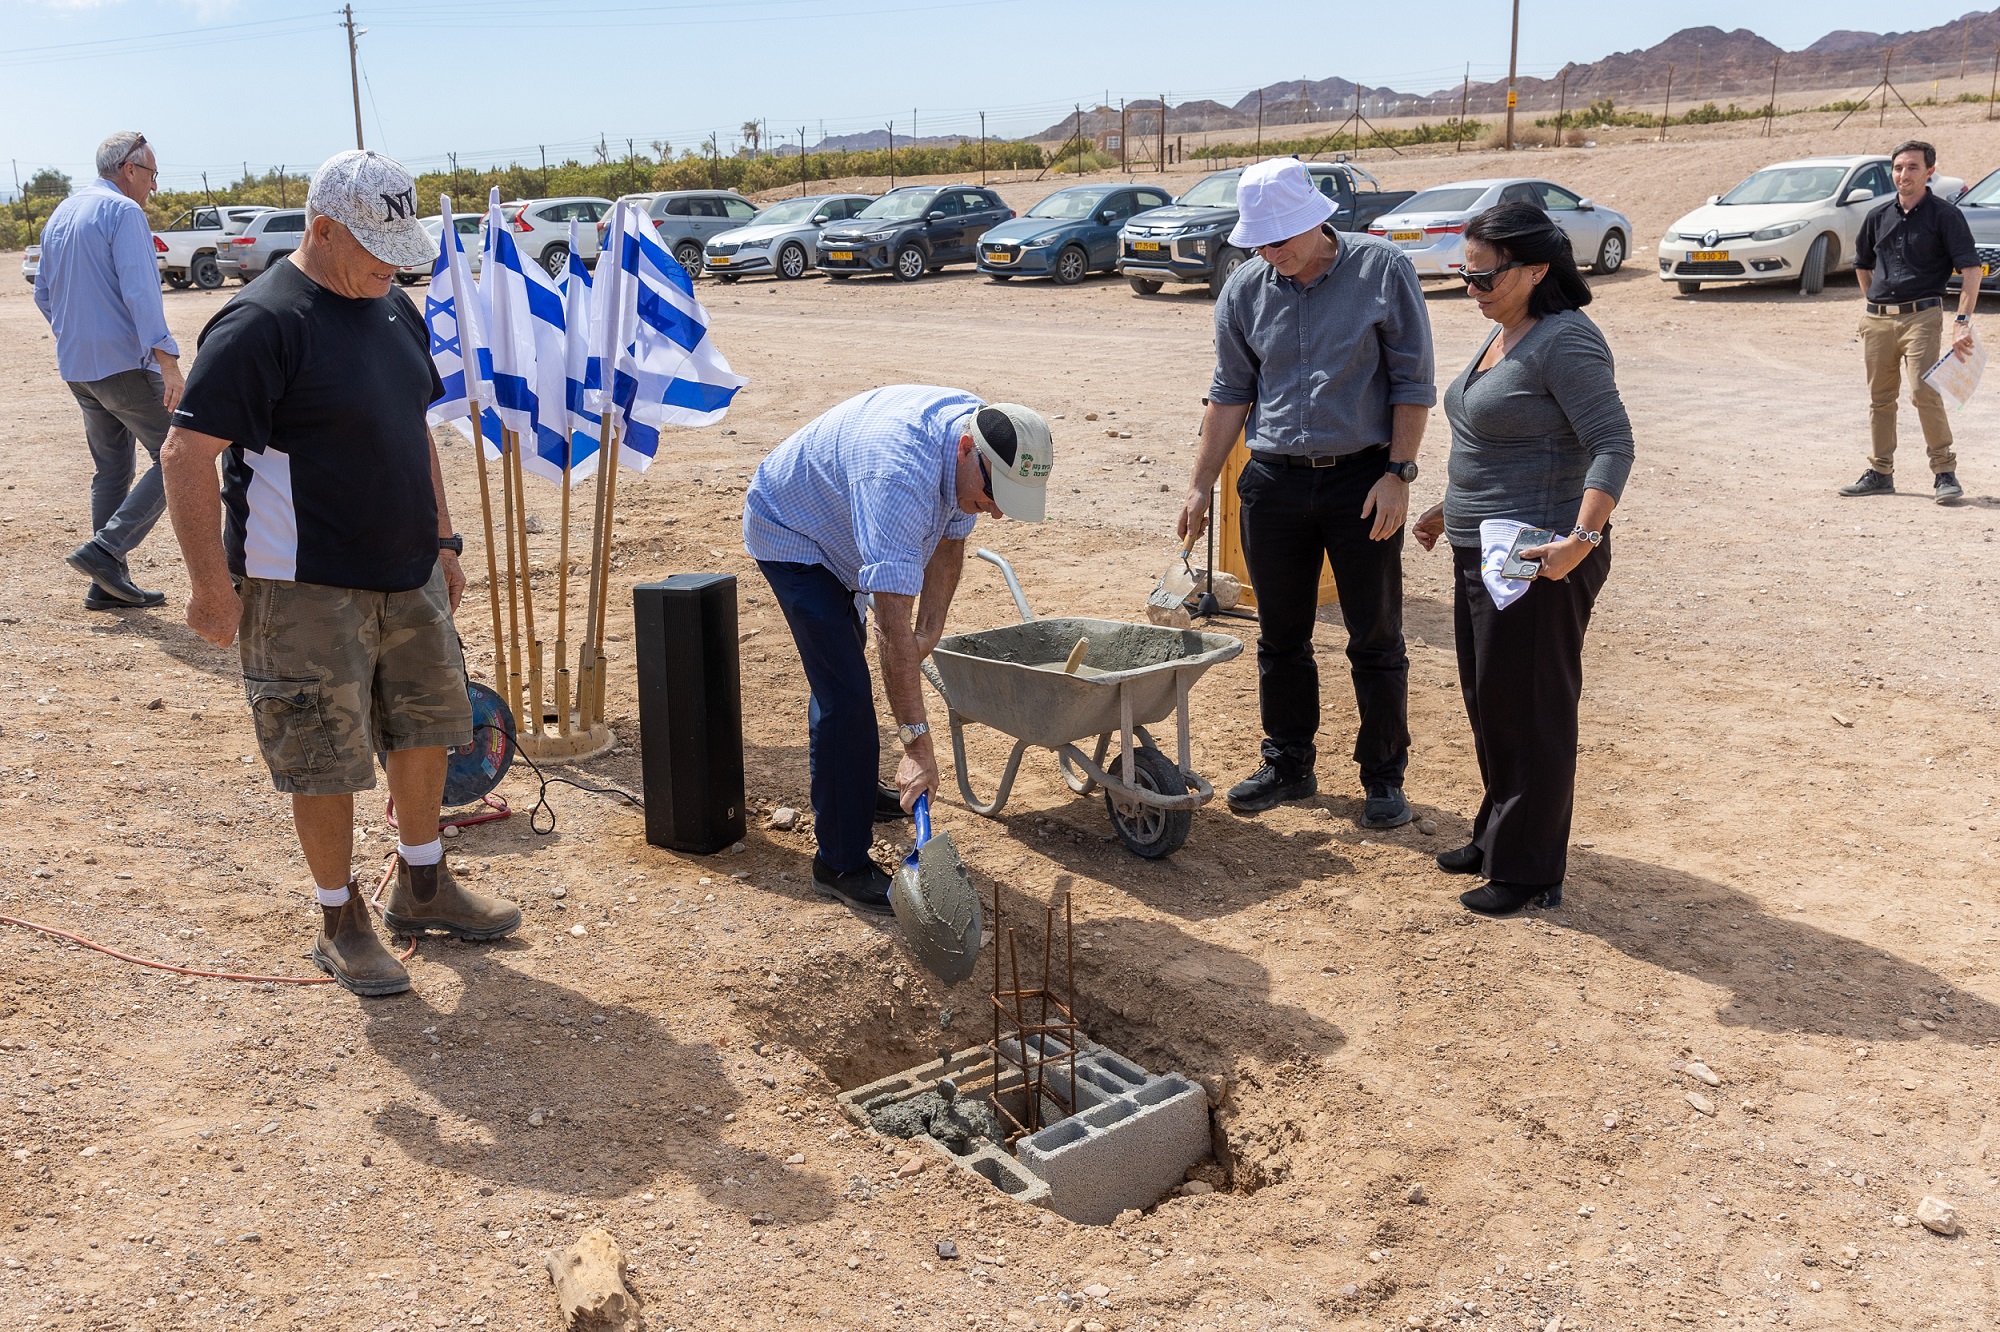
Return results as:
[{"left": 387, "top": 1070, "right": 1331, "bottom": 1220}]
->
[{"left": 948, "top": 620, "right": 1222, "bottom": 675}]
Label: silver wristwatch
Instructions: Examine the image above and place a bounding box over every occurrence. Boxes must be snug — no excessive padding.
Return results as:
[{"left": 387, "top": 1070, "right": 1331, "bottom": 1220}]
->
[
  {"left": 897, "top": 721, "right": 931, "bottom": 748},
  {"left": 1569, "top": 527, "right": 1603, "bottom": 547}
]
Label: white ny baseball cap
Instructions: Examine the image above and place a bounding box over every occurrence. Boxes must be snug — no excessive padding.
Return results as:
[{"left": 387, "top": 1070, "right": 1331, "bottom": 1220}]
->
[
  {"left": 306, "top": 149, "right": 435, "bottom": 268},
  {"left": 968, "top": 404, "right": 1055, "bottom": 522},
  {"left": 1227, "top": 157, "right": 1336, "bottom": 250}
]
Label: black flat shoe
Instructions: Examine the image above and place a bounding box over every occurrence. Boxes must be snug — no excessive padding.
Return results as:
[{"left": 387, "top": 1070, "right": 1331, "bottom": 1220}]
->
[
  {"left": 1436, "top": 843, "right": 1484, "bottom": 875},
  {"left": 1226, "top": 762, "right": 1317, "bottom": 814},
  {"left": 1459, "top": 880, "right": 1562, "bottom": 916},
  {"left": 84, "top": 584, "right": 165, "bottom": 610},
  {"left": 811, "top": 855, "right": 896, "bottom": 915},
  {"left": 874, "top": 783, "right": 911, "bottom": 822}
]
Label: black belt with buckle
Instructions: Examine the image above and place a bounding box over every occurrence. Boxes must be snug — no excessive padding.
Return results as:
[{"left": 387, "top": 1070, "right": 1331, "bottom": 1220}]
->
[
  {"left": 1250, "top": 444, "right": 1388, "bottom": 469},
  {"left": 1866, "top": 297, "right": 1943, "bottom": 316}
]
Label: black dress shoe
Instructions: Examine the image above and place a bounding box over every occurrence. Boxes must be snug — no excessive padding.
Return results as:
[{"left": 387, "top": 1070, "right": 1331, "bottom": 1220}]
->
[
  {"left": 66, "top": 541, "right": 157, "bottom": 605},
  {"left": 1935, "top": 471, "right": 1964, "bottom": 504},
  {"left": 1838, "top": 469, "right": 1894, "bottom": 497},
  {"left": 1361, "top": 783, "right": 1414, "bottom": 829},
  {"left": 874, "top": 783, "right": 911, "bottom": 822},
  {"left": 811, "top": 855, "right": 896, "bottom": 915},
  {"left": 1225, "top": 761, "right": 1317, "bottom": 814},
  {"left": 1460, "top": 880, "right": 1562, "bottom": 916},
  {"left": 84, "top": 583, "right": 165, "bottom": 610},
  {"left": 1436, "top": 842, "right": 1484, "bottom": 875}
]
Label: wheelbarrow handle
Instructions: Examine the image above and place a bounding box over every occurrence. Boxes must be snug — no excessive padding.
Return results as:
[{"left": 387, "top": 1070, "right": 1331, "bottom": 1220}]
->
[{"left": 974, "top": 548, "right": 1035, "bottom": 622}]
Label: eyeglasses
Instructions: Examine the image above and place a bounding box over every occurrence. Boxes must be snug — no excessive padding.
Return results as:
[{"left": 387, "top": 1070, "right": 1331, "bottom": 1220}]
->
[
  {"left": 978, "top": 453, "right": 995, "bottom": 502},
  {"left": 1459, "top": 260, "right": 1526, "bottom": 293},
  {"left": 121, "top": 135, "right": 156, "bottom": 178}
]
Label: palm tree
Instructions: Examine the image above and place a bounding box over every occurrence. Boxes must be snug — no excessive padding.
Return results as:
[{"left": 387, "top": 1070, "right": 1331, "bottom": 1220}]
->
[{"left": 740, "top": 121, "right": 762, "bottom": 158}]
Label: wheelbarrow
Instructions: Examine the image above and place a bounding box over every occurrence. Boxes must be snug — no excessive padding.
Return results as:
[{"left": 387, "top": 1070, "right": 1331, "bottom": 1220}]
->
[{"left": 921, "top": 550, "right": 1242, "bottom": 859}]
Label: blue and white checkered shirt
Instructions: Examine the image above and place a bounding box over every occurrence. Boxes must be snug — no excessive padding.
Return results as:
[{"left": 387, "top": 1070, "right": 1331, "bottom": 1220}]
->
[{"left": 744, "top": 385, "right": 982, "bottom": 595}]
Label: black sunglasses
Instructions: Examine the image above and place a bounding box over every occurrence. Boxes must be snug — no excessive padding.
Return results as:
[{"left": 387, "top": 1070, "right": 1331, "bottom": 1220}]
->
[
  {"left": 978, "top": 453, "right": 994, "bottom": 501},
  {"left": 1459, "top": 260, "right": 1526, "bottom": 293}
]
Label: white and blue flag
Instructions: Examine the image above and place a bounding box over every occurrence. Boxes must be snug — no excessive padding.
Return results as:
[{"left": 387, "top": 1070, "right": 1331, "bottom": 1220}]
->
[
  {"left": 481, "top": 187, "right": 573, "bottom": 483},
  {"left": 594, "top": 201, "right": 745, "bottom": 470},
  {"left": 423, "top": 195, "right": 490, "bottom": 429},
  {"left": 560, "top": 219, "right": 604, "bottom": 476}
]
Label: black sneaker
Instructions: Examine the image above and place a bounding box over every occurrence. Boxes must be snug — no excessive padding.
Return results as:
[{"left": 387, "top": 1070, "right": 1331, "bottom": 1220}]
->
[
  {"left": 811, "top": 856, "right": 895, "bottom": 915},
  {"left": 1460, "top": 881, "right": 1562, "bottom": 916},
  {"left": 1935, "top": 471, "right": 1964, "bottom": 504},
  {"left": 1225, "top": 762, "right": 1317, "bottom": 814},
  {"left": 84, "top": 584, "right": 165, "bottom": 611},
  {"left": 66, "top": 541, "right": 159, "bottom": 604},
  {"left": 1838, "top": 469, "right": 1894, "bottom": 497},
  {"left": 1361, "top": 783, "right": 1414, "bottom": 829},
  {"left": 874, "top": 782, "right": 911, "bottom": 822}
]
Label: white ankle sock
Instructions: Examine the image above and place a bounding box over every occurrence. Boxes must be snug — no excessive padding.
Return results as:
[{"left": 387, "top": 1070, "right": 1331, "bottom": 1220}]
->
[
  {"left": 398, "top": 838, "right": 443, "bottom": 867},
  {"left": 315, "top": 883, "right": 353, "bottom": 907}
]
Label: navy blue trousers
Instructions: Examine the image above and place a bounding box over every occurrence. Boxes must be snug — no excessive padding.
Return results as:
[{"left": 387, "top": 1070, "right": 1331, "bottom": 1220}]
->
[{"left": 759, "top": 560, "right": 878, "bottom": 874}]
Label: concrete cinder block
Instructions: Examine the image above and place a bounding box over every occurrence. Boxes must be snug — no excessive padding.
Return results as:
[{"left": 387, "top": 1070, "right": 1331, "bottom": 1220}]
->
[
  {"left": 836, "top": 1045, "right": 1052, "bottom": 1208},
  {"left": 1013, "top": 1072, "right": 1212, "bottom": 1225}
]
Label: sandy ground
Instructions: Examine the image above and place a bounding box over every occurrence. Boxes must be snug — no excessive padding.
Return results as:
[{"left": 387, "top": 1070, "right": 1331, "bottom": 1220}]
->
[{"left": 5, "top": 109, "right": 2000, "bottom": 1332}]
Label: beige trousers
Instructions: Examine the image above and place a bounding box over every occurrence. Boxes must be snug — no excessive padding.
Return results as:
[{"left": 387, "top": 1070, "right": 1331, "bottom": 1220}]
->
[{"left": 1859, "top": 307, "right": 1956, "bottom": 475}]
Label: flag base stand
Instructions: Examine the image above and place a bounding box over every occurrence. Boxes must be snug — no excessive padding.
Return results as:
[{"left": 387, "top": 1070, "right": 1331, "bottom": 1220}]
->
[{"left": 520, "top": 722, "right": 616, "bottom": 764}]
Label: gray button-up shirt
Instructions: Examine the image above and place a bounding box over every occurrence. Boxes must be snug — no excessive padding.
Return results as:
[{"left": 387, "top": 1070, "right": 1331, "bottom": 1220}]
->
[{"left": 1209, "top": 229, "right": 1436, "bottom": 456}]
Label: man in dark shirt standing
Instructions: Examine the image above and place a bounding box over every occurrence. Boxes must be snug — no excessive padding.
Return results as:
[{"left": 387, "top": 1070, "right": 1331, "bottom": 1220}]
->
[
  {"left": 162, "top": 150, "right": 520, "bottom": 997},
  {"left": 1175, "top": 157, "right": 1434, "bottom": 829},
  {"left": 1839, "top": 140, "right": 1981, "bottom": 504}
]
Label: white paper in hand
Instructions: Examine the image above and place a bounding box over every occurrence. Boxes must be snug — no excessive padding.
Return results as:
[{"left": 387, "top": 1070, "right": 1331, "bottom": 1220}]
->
[
  {"left": 1921, "top": 325, "right": 1985, "bottom": 409},
  {"left": 1479, "top": 519, "right": 1534, "bottom": 612}
]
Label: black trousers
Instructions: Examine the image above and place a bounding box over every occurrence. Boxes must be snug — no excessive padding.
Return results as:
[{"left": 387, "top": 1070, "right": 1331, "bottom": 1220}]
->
[
  {"left": 1235, "top": 450, "right": 1409, "bottom": 786},
  {"left": 1450, "top": 535, "right": 1610, "bottom": 885}
]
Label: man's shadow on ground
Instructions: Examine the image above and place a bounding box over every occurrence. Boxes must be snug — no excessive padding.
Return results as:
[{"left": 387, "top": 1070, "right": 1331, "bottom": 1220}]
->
[{"left": 359, "top": 946, "right": 837, "bottom": 1224}]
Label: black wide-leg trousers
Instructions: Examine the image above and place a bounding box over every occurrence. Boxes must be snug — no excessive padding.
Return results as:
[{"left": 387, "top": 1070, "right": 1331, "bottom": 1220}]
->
[{"left": 1450, "top": 535, "right": 1610, "bottom": 885}]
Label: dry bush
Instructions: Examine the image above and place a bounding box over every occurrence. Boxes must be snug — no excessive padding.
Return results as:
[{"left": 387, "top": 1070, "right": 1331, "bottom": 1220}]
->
[{"left": 1479, "top": 124, "right": 1591, "bottom": 151}]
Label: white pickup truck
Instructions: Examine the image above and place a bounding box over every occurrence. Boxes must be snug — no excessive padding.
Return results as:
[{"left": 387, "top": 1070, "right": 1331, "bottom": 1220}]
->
[{"left": 155, "top": 204, "right": 271, "bottom": 289}]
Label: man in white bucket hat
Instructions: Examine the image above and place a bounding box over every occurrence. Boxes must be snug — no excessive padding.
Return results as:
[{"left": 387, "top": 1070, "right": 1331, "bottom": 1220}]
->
[{"left": 1174, "top": 156, "right": 1435, "bottom": 830}]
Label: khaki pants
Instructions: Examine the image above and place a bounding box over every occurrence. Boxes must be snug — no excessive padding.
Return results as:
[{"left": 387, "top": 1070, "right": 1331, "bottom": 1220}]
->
[{"left": 1859, "top": 307, "right": 1956, "bottom": 475}]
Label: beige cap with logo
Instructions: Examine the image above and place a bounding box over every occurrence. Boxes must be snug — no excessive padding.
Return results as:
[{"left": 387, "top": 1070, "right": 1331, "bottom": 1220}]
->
[
  {"left": 969, "top": 404, "right": 1055, "bottom": 522},
  {"left": 306, "top": 149, "right": 435, "bottom": 267}
]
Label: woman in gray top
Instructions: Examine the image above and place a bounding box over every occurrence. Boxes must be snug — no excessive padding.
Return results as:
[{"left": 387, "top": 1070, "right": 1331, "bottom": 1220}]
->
[{"left": 1412, "top": 203, "right": 1635, "bottom": 916}]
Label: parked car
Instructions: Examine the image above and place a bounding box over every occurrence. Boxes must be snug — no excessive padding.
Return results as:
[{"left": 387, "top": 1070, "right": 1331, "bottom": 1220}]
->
[
  {"left": 395, "top": 213, "right": 486, "bottom": 285},
  {"left": 977, "top": 183, "right": 1174, "bottom": 285},
  {"left": 816, "top": 184, "right": 1014, "bottom": 281},
  {"left": 1118, "top": 161, "right": 1416, "bottom": 297},
  {"left": 1657, "top": 155, "right": 1891, "bottom": 296},
  {"left": 703, "top": 193, "right": 873, "bottom": 281},
  {"left": 1367, "top": 178, "right": 1633, "bottom": 279},
  {"left": 217, "top": 208, "right": 307, "bottom": 283},
  {"left": 155, "top": 204, "right": 271, "bottom": 289},
  {"left": 1949, "top": 167, "right": 2000, "bottom": 298},
  {"left": 485, "top": 197, "right": 613, "bottom": 277},
  {"left": 605, "top": 190, "right": 760, "bottom": 276},
  {"left": 21, "top": 244, "right": 37, "bottom": 285}
]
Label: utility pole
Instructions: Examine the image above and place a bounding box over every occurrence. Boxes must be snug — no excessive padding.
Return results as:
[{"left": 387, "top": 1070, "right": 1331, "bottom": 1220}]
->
[
  {"left": 887, "top": 121, "right": 895, "bottom": 189},
  {"left": 1880, "top": 48, "right": 1892, "bottom": 129},
  {"left": 799, "top": 127, "right": 808, "bottom": 196},
  {"left": 1659, "top": 64, "right": 1675, "bottom": 140},
  {"left": 1120, "top": 99, "right": 1129, "bottom": 172},
  {"left": 1157, "top": 93, "right": 1166, "bottom": 173},
  {"left": 979, "top": 111, "right": 987, "bottom": 184},
  {"left": 1256, "top": 88, "right": 1263, "bottom": 152},
  {"left": 1765, "top": 57, "right": 1780, "bottom": 136},
  {"left": 277, "top": 165, "right": 287, "bottom": 206},
  {"left": 539, "top": 145, "right": 548, "bottom": 196},
  {"left": 1504, "top": 0, "right": 1521, "bottom": 149},
  {"left": 1555, "top": 68, "right": 1569, "bottom": 140},
  {"left": 1990, "top": 47, "right": 1998, "bottom": 121},
  {"left": 342, "top": 4, "right": 364, "bottom": 150},
  {"left": 1456, "top": 64, "right": 1469, "bottom": 153}
]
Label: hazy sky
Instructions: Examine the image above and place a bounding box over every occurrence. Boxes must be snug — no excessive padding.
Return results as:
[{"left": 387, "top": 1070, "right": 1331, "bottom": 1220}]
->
[{"left": 3, "top": 0, "right": 1988, "bottom": 193}]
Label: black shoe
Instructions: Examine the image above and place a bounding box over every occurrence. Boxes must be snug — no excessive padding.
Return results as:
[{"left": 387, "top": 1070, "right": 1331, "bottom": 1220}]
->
[
  {"left": 83, "top": 583, "right": 165, "bottom": 611},
  {"left": 1838, "top": 470, "right": 1894, "bottom": 497},
  {"left": 1361, "top": 783, "right": 1414, "bottom": 829},
  {"left": 1935, "top": 471, "right": 1964, "bottom": 504},
  {"left": 65, "top": 541, "right": 157, "bottom": 604},
  {"left": 811, "top": 855, "right": 895, "bottom": 915},
  {"left": 1436, "top": 842, "right": 1484, "bottom": 875},
  {"left": 1225, "top": 761, "right": 1317, "bottom": 814},
  {"left": 874, "top": 783, "right": 911, "bottom": 822},
  {"left": 1459, "top": 880, "right": 1562, "bottom": 916}
]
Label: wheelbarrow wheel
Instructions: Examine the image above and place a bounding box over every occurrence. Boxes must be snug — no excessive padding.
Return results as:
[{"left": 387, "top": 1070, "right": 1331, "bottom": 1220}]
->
[{"left": 1103, "top": 744, "right": 1192, "bottom": 860}]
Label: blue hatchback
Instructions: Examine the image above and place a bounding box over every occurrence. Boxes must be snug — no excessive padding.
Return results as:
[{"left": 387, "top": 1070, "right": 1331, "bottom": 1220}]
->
[{"left": 977, "top": 183, "right": 1174, "bottom": 285}]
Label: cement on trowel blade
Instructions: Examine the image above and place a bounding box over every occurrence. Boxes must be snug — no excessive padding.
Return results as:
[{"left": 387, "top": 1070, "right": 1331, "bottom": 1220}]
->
[{"left": 892, "top": 829, "right": 982, "bottom": 985}]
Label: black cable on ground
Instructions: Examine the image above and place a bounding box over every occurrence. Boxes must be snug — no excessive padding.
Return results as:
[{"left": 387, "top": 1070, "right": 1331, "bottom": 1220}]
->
[{"left": 479, "top": 722, "right": 644, "bottom": 835}]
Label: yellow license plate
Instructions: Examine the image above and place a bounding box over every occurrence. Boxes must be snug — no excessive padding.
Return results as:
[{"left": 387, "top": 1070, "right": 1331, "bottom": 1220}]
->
[
  {"left": 709, "top": 256, "right": 730, "bottom": 265},
  {"left": 1132, "top": 240, "right": 1160, "bottom": 252},
  {"left": 1391, "top": 230, "right": 1423, "bottom": 242},
  {"left": 1985, "top": 264, "right": 1993, "bottom": 277},
  {"left": 1690, "top": 249, "right": 1729, "bottom": 263},
  {"left": 985, "top": 250, "right": 1010, "bottom": 262},
  {"left": 828, "top": 250, "right": 854, "bottom": 261}
]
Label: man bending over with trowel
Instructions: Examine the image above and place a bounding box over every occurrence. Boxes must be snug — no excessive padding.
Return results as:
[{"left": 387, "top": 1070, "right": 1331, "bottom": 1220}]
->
[
  {"left": 744, "top": 387, "right": 1055, "bottom": 913},
  {"left": 161, "top": 151, "right": 521, "bottom": 996}
]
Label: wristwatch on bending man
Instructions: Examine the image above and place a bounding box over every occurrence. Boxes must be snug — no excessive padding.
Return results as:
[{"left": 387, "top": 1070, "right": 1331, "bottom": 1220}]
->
[{"left": 897, "top": 721, "right": 931, "bottom": 748}]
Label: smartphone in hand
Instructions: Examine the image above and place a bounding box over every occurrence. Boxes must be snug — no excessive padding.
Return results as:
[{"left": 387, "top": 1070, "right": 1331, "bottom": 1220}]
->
[{"left": 1500, "top": 527, "right": 1556, "bottom": 580}]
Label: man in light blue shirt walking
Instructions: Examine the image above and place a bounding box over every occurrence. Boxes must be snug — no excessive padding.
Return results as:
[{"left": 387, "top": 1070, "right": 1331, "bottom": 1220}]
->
[
  {"left": 33, "top": 131, "right": 182, "bottom": 610},
  {"left": 744, "top": 386, "right": 1055, "bottom": 912}
]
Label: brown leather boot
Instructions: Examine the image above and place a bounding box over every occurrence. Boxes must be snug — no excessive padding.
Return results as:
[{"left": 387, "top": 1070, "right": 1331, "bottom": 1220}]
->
[
  {"left": 309, "top": 883, "right": 411, "bottom": 997},
  {"left": 383, "top": 858, "right": 522, "bottom": 941}
]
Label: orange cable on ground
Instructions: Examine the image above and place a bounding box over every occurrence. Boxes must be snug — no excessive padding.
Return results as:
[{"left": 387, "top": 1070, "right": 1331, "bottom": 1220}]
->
[{"left": 0, "top": 858, "right": 416, "bottom": 985}]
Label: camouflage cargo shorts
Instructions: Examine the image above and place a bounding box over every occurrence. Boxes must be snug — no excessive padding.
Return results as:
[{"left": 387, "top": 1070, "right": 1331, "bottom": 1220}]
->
[{"left": 237, "top": 565, "right": 472, "bottom": 796}]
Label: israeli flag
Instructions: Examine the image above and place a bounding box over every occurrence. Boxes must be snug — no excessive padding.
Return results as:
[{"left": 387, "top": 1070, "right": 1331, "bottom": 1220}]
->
[
  {"left": 595, "top": 201, "right": 745, "bottom": 470},
  {"left": 560, "top": 219, "right": 604, "bottom": 477},
  {"left": 481, "top": 187, "right": 572, "bottom": 483},
  {"left": 423, "top": 196, "right": 489, "bottom": 428}
]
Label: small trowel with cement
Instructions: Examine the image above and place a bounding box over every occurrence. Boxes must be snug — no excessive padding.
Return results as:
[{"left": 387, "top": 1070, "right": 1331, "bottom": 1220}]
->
[
  {"left": 1145, "top": 531, "right": 1199, "bottom": 628},
  {"left": 890, "top": 793, "right": 983, "bottom": 985}
]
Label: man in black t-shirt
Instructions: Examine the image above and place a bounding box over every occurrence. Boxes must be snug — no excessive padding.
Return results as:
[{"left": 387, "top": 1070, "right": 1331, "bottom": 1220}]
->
[
  {"left": 1838, "top": 140, "right": 1983, "bottom": 505},
  {"left": 162, "top": 150, "right": 520, "bottom": 997}
]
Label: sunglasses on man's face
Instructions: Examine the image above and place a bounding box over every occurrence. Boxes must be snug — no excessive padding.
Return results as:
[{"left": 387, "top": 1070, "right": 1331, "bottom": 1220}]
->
[
  {"left": 1459, "top": 260, "right": 1526, "bottom": 293},
  {"left": 978, "top": 453, "right": 995, "bottom": 502}
]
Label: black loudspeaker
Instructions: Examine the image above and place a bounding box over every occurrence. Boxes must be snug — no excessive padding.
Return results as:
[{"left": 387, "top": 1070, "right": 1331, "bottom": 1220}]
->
[{"left": 632, "top": 574, "right": 746, "bottom": 855}]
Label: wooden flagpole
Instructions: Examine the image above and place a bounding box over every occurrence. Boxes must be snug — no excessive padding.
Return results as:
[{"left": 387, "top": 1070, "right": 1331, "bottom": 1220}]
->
[
  {"left": 576, "top": 419, "right": 615, "bottom": 730},
  {"left": 497, "top": 424, "right": 525, "bottom": 731},
  {"left": 507, "top": 428, "right": 545, "bottom": 738},
  {"left": 553, "top": 455, "right": 573, "bottom": 736},
  {"left": 588, "top": 432, "right": 623, "bottom": 727},
  {"left": 466, "top": 409, "right": 506, "bottom": 699}
]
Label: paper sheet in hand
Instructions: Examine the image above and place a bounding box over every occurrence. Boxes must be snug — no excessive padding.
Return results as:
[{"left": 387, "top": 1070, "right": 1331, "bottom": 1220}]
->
[{"left": 1921, "top": 327, "right": 1986, "bottom": 410}]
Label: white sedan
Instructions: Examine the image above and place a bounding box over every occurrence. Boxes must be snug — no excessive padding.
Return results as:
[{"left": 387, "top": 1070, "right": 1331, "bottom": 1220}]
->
[
  {"left": 1658, "top": 155, "right": 1892, "bottom": 296},
  {"left": 1368, "top": 178, "right": 1633, "bottom": 278}
]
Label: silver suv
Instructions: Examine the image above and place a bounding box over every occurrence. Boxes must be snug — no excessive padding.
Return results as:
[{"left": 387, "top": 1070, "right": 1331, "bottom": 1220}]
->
[
  {"left": 490, "top": 196, "right": 613, "bottom": 277},
  {"left": 218, "top": 208, "right": 308, "bottom": 282},
  {"left": 608, "top": 190, "right": 759, "bottom": 276}
]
